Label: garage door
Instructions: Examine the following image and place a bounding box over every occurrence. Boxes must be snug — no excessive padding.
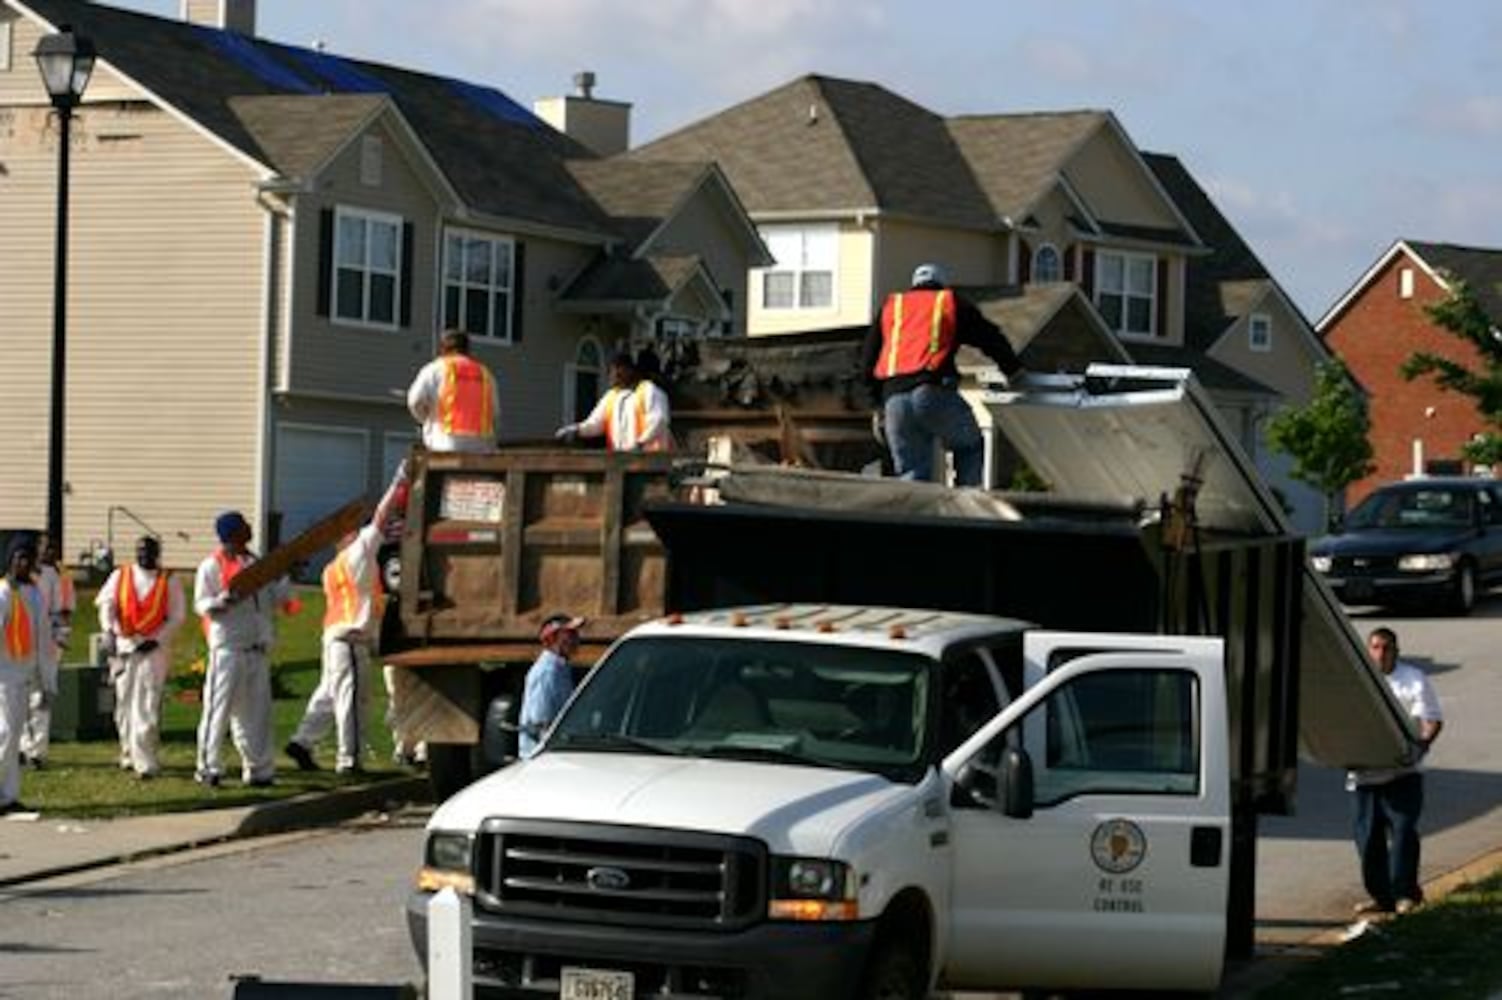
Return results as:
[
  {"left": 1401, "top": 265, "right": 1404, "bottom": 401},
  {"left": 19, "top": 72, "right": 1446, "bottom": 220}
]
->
[{"left": 273, "top": 425, "right": 369, "bottom": 552}]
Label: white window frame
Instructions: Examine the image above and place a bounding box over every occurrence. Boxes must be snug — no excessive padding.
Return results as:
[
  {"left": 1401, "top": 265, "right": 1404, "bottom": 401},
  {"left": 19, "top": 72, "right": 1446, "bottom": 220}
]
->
[
  {"left": 1248, "top": 313, "right": 1272, "bottom": 353},
  {"left": 441, "top": 227, "right": 516, "bottom": 343},
  {"left": 1094, "top": 249, "right": 1158, "bottom": 339},
  {"left": 757, "top": 224, "right": 838, "bottom": 312},
  {"left": 1032, "top": 243, "right": 1062, "bottom": 283},
  {"left": 563, "top": 335, "right": 604, "bottom": 424},
  {"left": 0, "top": 20, "right": 13, "bottom": 72},
  {"left": 1399, "top": 268, "right": 1415, "bottom": 299},
  {"left": 332, "top": 206, "right": 403, "bottom": 331}
]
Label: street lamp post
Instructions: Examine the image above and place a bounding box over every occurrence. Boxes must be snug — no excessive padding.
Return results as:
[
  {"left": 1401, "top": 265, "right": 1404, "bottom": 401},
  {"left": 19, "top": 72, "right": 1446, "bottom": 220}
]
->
[{"left": 33, "top": 25, "right": 94, "bottom": 553}]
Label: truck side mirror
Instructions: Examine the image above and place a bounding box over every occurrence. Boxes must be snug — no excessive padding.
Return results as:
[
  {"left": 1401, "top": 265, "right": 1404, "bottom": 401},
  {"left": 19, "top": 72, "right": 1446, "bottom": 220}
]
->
[{"left": 999, "top": 746, "right": 1035, "bottom": 820}]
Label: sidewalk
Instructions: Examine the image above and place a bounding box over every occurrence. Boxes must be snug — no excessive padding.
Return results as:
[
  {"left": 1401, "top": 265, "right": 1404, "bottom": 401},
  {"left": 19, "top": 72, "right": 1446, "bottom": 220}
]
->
[{"left": 0, "top": 775, "right": 428, "bottom": 888}]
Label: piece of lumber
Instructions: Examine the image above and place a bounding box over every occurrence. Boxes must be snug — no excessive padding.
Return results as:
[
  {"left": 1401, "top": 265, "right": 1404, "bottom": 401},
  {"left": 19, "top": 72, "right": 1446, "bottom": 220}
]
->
[{"left": 229, "top": 498, "right": 368, "bottom": 598}]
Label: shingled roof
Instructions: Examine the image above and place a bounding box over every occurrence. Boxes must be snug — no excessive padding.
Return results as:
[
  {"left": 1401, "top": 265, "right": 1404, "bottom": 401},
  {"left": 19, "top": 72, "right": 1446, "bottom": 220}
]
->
[
  {"left": 566, "top": 159, "right": 717, "bottom": 249},
  {"left": 16, "top": 0, "right": 618, "bottom": 237},
  {"left": 1407, "top": 241, "right": 1502, "bottom": 322},
  {"left": 945, "top": 112, "right": 1106, "bottom": 223}
]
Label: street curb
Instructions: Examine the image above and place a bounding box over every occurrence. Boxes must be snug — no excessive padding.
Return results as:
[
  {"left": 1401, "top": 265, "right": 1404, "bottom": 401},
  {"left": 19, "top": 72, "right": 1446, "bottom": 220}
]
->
[{"left": 0, "top": 776, "right": 431, "bottom": 890}]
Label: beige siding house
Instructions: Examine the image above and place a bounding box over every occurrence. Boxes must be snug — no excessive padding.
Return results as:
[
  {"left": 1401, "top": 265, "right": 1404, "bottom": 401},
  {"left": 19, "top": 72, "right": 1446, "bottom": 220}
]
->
[{"left": 1, "top": 0, "right": 766, "bottom": 565}]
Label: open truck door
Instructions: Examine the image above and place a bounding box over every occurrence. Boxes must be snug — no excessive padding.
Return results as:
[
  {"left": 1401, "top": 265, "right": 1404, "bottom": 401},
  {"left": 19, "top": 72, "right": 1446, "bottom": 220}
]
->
[{"left": 941, "top": 632, "right": 1229, "bottom": 993}]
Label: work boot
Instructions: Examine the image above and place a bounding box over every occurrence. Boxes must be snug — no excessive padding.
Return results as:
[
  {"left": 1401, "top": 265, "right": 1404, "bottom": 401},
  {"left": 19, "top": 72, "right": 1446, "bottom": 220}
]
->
[
  {"left": 285, "top": 741, "right": 318, "bottom": 772},
  {"left": 195, "top": 771, "right": 221, "bottom": 788}
]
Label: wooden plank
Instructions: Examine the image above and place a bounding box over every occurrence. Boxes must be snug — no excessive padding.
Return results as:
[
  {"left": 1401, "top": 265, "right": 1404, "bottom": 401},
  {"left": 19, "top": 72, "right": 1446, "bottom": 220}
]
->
[
  {"left": 500, "top": 467, "right": 525, "bottom": 617},
  {"left": 600, "top": 464, "right": 624, "bottom": 616},
  {"left": 230, "top": 498, "right": 367, "bottom": 598},
  {"left": 385, "top": 641, "right": 613, "bottom": 668}
]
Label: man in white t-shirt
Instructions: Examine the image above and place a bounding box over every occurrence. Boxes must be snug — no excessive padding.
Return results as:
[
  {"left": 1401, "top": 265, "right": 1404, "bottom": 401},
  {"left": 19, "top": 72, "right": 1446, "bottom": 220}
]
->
[{"left": 1348, "top": 627, "right": 1444, "bottom": 915}]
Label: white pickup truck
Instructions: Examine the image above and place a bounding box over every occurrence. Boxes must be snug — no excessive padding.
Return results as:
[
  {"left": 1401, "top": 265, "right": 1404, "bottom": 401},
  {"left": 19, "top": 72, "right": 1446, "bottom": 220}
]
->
[{"left": 408, "top": 604, "right": 1232, "bottom": 999}]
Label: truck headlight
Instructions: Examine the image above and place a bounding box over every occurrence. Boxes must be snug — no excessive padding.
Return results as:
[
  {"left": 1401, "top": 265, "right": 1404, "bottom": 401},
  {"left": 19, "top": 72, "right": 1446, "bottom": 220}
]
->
[
  {"left": 768, "top": 857, "right": 858, "bottom": 921},
  {"left": 417, "top": 831, "right": 475, "bottom": 894},
  {"left": 1398, "top": 553, "right": 1454, "bottom": 572},
  {"left": 1309, "top": 555, "right": 1332, "bottom": 573}
]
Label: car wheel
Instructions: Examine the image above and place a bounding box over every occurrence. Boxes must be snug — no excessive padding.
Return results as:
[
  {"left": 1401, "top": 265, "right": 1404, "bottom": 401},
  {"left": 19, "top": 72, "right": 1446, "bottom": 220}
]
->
[
  {"left": 1450, "top": 562, "right": 1477, "bottom": 616},
  {"left": 858, "top": 940, "right": 923, "bottom": 1000}
]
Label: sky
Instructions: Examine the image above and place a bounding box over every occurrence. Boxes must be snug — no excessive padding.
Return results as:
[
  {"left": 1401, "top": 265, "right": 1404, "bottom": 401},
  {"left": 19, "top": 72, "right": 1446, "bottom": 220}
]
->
[{"left": 103, "top": 0, "right": 1502, "bottom": 322}]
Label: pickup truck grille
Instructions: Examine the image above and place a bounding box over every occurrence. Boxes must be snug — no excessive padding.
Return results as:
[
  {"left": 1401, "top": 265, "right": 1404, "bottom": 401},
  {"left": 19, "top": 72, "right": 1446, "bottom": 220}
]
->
[{"left": 475, "top": 820, "right": 766, "bottom": 931}]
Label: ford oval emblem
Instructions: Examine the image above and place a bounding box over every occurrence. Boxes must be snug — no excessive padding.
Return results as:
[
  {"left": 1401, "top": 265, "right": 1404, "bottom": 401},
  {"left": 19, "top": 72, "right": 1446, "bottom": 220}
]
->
[{"left": 587, "top": 866, "right": 631, "bottom": 891}]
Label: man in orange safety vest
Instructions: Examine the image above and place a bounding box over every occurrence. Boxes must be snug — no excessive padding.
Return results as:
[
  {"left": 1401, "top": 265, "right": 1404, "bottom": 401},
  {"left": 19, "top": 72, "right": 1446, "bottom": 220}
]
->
[
  {"left": 555, "top": 350, "right": 672, "bottom": 452},
  {"left": 406, "top": 330, "right": 502, "bottom": 452}
]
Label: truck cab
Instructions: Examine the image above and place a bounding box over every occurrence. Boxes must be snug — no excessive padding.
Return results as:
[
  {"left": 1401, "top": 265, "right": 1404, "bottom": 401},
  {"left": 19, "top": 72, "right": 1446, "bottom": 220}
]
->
[{"left": 410, "top": 604, "right": 1230, "bottom": 998}]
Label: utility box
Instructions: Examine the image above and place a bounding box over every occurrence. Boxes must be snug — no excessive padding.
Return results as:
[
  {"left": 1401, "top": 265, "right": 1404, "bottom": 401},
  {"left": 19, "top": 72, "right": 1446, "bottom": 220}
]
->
[{"left": 50, "top": 664, "right": 115, "bottom": 742}]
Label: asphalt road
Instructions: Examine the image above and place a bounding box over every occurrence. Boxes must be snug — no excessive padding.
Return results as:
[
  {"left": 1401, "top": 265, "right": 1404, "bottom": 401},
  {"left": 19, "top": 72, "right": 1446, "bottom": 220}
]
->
[
  {"left": 0, "top": 813, "right": 427, "bottom": 999},
  {"left": 1255, "top": 590, "right": 1502, "bottom": 944}
]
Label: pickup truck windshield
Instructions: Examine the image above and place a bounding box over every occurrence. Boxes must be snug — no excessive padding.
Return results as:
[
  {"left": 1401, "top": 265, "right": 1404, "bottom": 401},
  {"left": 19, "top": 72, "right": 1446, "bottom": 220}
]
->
[{"left": 549, "top": 636, "right": 933, "bottom": 781}]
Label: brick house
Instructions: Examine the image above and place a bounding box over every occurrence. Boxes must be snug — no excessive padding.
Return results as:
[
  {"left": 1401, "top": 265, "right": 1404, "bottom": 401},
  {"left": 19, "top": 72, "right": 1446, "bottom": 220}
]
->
[{"left": 1317, "top": 240, "right": 1502, "bottom": 503}]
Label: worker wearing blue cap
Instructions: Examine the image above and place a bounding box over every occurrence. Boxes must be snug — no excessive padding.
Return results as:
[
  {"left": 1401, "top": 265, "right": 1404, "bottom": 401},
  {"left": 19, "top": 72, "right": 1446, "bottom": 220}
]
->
[
  {"left": 192, "top": 511, "right": 295, "bottom": 788},
  {"left": 1, "top": 535, "right": 52, "bottom": 814}
]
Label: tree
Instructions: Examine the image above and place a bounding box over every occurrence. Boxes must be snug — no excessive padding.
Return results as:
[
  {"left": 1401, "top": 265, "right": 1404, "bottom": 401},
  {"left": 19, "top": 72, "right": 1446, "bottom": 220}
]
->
[
  {"left": 1400, "top": 277, "right": 1502, "bottom": 467},
  {"left": 1264, "top": 359, "right": 1374, "bottom": 526}
]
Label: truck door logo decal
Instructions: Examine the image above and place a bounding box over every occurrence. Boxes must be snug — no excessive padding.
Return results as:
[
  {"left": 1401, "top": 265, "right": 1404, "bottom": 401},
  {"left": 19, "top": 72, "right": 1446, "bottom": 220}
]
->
[
  {"left": 587, "top": 866, "right": 632, "bottom": 891},
  {"left": 1090, "top": 819, "right": 1147, "bottom": 874}
]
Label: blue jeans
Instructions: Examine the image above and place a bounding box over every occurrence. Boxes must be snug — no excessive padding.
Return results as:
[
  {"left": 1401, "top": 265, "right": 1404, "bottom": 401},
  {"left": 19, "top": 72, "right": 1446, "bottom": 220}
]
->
[
  {"left": 884, "top": 383, "right": 985, "bottom": 486},
  {"left": 1353, "top": 772, "right": 1424, "bottom": 907}
]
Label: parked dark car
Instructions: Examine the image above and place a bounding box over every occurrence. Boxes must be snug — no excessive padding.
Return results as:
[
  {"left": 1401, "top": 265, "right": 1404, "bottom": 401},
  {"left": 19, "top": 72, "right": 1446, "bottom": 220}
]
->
[{"left": 1310, "top": 477, "right": 1502, "bottom": 614}]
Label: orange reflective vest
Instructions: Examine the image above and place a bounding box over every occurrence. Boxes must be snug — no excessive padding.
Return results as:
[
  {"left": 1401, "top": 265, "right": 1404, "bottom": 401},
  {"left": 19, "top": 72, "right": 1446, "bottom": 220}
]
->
[
  {"left": 322, "top": 545, "right": 382, "bottom": 632},
  {"left": 201, "top": 549, "right": 245, "bottom": 639},
  {"left": 601, "top": 385, "right": 648, "bottom": 452},
  {"left": 118, "top": 567, "right": 170, "bottom": 638},
  {"left": 873, "top": 289, "right": 958, "bottom": 379},
  {"left": 437, "top": 356, "right": 496, "bottom": 439},
  {"left": 3, "top": 583, "right": 34, "bottom": 660}
]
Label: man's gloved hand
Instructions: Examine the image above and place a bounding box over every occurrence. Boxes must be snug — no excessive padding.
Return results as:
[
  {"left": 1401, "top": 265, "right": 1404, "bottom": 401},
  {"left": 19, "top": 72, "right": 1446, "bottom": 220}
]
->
[
  {"left": 554, "top": 424, "right": 579, "bottom": 443},
  {"left": 870, "top": 410, "right": 887, "bottom": 448}
]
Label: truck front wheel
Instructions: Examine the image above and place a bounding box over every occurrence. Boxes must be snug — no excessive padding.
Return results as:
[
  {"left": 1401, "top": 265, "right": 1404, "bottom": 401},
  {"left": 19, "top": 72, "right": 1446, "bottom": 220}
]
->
[{"left": 858, "top": 940, "right": 924, "bottom": 1000}]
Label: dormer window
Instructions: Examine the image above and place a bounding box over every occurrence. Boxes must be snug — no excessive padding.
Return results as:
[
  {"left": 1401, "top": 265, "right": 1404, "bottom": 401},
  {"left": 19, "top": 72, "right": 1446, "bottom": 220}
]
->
[
  {"left": 1095, "top": 250, "right": 1157, "bottom": 338},
  {"left": 1032, "top": 243, "right": 1062, "bottom": 283},
  {"left": 1249, "top": 313, "right": 1272, "bottom": 353}
]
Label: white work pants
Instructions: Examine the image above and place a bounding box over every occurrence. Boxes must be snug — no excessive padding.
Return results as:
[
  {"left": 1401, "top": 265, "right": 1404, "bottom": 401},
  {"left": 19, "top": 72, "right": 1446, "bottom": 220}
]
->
[
  {"left": 293, "top": 637, "right": 371, "bottom": 771},
  {"left": 19, "top": 653, "right": 58, "bottom": 762},
  {"left": 196, "top": 645, "right": 274, "bottom": 783},
  {"left": 0, "top": 667, "right": 27, "bottom": 806},
  {"left": 113, "top": 647, "right": 168, "bottom": 776}
]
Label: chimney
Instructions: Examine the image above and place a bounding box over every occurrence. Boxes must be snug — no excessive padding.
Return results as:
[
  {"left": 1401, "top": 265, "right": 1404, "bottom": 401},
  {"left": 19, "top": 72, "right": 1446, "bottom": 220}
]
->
[
  {"left": 181, "top": 0, "right": 257, "bottom": 35},
  {"left": 533, "top": 70, "right": 632, "bottom": 157}
]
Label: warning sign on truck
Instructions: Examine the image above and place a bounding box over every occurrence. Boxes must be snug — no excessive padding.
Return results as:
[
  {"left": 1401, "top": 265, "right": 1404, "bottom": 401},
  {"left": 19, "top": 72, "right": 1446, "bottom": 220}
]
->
[{"left": 439, "top": 477, "right": 506, "bottom": 522}]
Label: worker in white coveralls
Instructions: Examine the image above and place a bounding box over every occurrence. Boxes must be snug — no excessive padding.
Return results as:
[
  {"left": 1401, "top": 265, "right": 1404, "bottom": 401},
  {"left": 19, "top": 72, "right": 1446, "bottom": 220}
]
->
[
  {"left": 20, "top": 532, "right": 73, "bottom": 769},
  {"left": 285, "top": 482, "right": 401, "bottom": 774},
  {"left": 96, "top": 536, "right": 185, "bottom": 779},
  {"left": 406, "top": 330, "right": 501, "bottom": 453},
  {"left": 194, "top": 511, "right": 298, "bottom": 788},
  {"left": 555, "top": 350, "right": 672, "bottom": 452},
  {"left": 1, "top": 534, "right": 52, "bottom": 815}
]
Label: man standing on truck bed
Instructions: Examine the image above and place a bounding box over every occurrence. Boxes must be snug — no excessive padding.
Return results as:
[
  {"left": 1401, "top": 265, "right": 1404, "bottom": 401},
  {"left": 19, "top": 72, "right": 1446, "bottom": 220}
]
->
[
  {"left": 555, "top": 350, "right": 672, "bottom": 452},
  {"left": 406, "top": 330, "right": 501, "bottom": 453},
  {"left": 286, "top": 482, "right": 401, "bottom": 775},
  {"left": 862, "top": 262, "right": 1023, "bottom": 486},
  {"left": 1349, "top": 626, "right": 1444, "bottom": 916},
  {"left": 518, "top": 614, "right": 584, "bottom": 758}
]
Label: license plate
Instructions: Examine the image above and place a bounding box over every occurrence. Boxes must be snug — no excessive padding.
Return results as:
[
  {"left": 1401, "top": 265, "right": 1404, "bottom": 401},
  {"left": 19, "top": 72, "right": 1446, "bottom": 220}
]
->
[{"left": 561, "top": 967, "right": 634, "bottom": 1000}]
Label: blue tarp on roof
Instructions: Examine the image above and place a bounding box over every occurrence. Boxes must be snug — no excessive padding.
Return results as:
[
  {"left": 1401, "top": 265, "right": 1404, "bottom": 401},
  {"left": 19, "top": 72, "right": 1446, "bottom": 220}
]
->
[
  {"left": 192, "top": 26, "right": 315, "bottom": 94},
  {"left": 445, "top": 77, "right": 541, "bottom": 128},
  {"left": 281, "top": 46, "right": 390, "bottom": 94}
]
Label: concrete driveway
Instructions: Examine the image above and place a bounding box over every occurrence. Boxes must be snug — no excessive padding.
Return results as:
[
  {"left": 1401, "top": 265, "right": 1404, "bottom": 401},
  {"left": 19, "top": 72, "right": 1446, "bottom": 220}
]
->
[{"left": 1255, "top": 589, "right": 1502, "bottom": 945}]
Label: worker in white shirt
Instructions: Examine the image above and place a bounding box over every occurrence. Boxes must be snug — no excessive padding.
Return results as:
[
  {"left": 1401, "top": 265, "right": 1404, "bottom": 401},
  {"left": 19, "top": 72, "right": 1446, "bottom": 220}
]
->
[
  {"left": 556, "top": 350, "right": 673, "bottom": 452},
  {"left": 1, "top": 535, "right": 51, "bottom": 815},
  {"left": 286, "top": 483, "right": 400, "bottom": 774},
  {"left": 96, "top": 536, "right": 185, "bottom": 779},
  {"left": 406, "top": 330, "right": 501, "bottom": 453},
  {"left": 193, "top": 511, "right": 297, "bottom": 788},
  {"left": 20, "top": 533, "right": 72, "bottom": 770}
]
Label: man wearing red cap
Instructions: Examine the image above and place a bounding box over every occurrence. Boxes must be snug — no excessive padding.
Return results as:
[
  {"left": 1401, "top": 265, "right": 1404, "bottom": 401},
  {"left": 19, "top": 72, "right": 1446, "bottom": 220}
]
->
[{"left": 518, "top": 613, "right": 584, "bottom": 758}]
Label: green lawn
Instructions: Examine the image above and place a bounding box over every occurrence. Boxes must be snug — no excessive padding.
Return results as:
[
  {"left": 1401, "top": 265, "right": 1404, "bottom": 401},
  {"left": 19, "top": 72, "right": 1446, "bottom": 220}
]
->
[
  {"left": 1259, "top": 871, "right": 1502, "bottom": 998},
  {"left": 24, "top": 585, "right": 408, "bottom": 818}
]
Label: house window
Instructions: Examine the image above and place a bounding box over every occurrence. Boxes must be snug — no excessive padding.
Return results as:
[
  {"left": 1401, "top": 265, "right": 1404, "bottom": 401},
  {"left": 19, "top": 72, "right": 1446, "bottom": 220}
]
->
[
  {"left": 564, "top": 337, "right": 603, "bottom": 423},
  {"left": 442, "top": 229, "right": 514, "bottom": 342},
  {"left": 1399, "top": 268, "right": 1414, "bottom": 299},
  {"left": 360, "top": 135, "right": 383, "bottom": 187},
  {"left": 759, "top": 225, "right": 837, "bottom": 310},
  {"left": 1095, "top": 250, "right": 1157, "bottom": 337},
  {"left": 1249, "top": 313, "right": 1272, "bottom": 352},
  {"left": 333, "top": 207, "right": 403, "bottom": 328},
  {"left": 1032, "top": 243, "right": 1062, "bottom": 283}
]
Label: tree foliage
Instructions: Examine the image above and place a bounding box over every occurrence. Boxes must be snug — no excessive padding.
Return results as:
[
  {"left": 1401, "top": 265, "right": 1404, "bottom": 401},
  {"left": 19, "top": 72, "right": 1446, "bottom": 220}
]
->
[
  {"left": 1401, "top": 277, "right": 1502, "bottom": 465},
  {"left": 1264, "top": 359, "right": 1374, "bottom": 505}
]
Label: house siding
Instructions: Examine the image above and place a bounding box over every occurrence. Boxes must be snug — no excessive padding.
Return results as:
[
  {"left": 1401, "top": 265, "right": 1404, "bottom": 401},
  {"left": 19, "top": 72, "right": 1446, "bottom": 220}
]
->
[
  {"left": 0, "top": 94, "right": 267, "bottom": 565},
  {"left": 1323, "top": 253, "right": 1487, "bottom": 502},
  {"left": 0, "top": 13, "right": 141, "bottom": 107},
  {"left": 749, "top": 220, "right": 872, "bottom": 336},
  {"left": 1209, "top": 293, "right": 1318, "bottom": 403},
  {"left": 875, "top": 219, "right": 1005, "bottom": 304},
  {"left": 1065, "top": 126, "right": 1183, "bottom": 230},
  {"left": 647, "top": 183, "right": 753, "bottom": 335}
]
